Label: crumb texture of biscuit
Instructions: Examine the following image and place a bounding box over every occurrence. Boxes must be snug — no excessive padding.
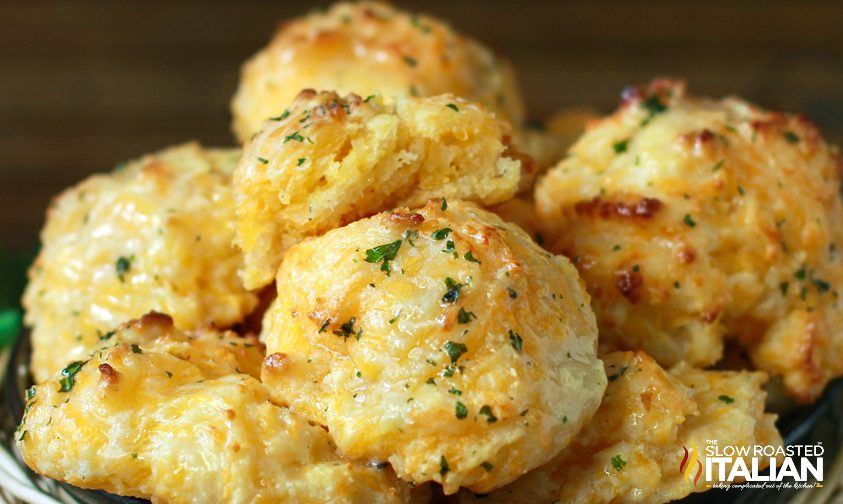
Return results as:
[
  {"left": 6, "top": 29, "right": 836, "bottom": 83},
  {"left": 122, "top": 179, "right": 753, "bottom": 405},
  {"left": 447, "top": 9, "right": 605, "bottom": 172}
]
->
[
  {"left": 235, "top": 91, "right": 524, "bottom": 289},
  {"left": 260, "top": 199, "right": 605, "bottom": 494},
  {"left": 536, "top": 79, "right": 843, "bottom": 402},
  {"left": 231, "top": 1, "right": 524, "bottom": 143},
  {"left": 459, "top": 351, "right": 782, "bottom": 503},
  {"left": 23, "top": 143, "right": 258, "bottom": 383},
  {"left": 17, "top": 313, "right": 416, "bottom": 504}
]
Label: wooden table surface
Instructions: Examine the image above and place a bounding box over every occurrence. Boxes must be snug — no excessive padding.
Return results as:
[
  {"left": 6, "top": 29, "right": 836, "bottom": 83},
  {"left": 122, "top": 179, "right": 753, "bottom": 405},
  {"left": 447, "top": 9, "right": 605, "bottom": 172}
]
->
[{"left": 2, "top": 0, "right": 843, "bottom": 249}]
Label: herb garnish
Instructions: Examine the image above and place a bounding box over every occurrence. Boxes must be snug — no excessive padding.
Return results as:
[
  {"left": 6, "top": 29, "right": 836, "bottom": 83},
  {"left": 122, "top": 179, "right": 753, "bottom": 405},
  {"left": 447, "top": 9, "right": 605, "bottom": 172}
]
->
[
  {"left": 611, "top": 454, "right": 627, "bottom": 471},
  {"left": 457, "top": 307, "right": 476, "bottom": 324},
  {"left": 116, "top": 255, "right": 134, "bottom": 282},
  {"left": 283, "top": 130, "right": 311, "bottom": 143},
  {"left": 784, "top": 131, "right": 800, "bottom": 144},
  {"left": 365, "top": 240, "right": 402, "bottom": 274},
  {"left": 508, "top": 330, "right": 523, "bottom": 353},
  {"left": 442, "top": 277, "right": 464, "bottom": 303},
  {"left": 479, "top": 405, "right": 497, "bottom": 423},
  {"left": 432, "top": 228, "right": 452, "bottom": 240},
  {"left": 58, "top": 361, "right": 86, "bottom": 393},
  {"left": 455, "top": 401, "right": 468, "bottom": 419},
  {"left": 269, "top": 110, "right": 290, "bottom": 121},
  {"left": 333, "top": 317, "right": 359, "bottom": 340},
  {"left": 464, "top": 251, "right": 481, "bottom": 263},
  {"left": 613, "top": 139, "right": 629, "bottom": 154},
  {"left": 718, "top": 395, "right": 735, "bottom": 404},
  {"left": 443, "top": 340, "right": 468, "bottom": 363},
  {"left": 641, "top": 95, "right": 667, "bottom": 125}
]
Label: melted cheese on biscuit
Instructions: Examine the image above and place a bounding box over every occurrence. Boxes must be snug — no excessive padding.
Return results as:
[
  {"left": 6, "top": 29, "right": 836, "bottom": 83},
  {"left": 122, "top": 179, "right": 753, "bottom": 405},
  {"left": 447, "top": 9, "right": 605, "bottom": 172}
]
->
[{"left": 260, "top": 199, "right": 605, "bottom": 494}]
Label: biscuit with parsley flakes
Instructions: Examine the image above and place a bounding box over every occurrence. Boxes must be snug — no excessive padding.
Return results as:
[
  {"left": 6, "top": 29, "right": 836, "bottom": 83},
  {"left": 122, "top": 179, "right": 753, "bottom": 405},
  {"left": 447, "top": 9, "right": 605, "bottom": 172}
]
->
[
  {"left": 535, "top": 79, "right": 843, "bottom": 402},
  {"left": 260, "top": 199, "right": 605, "bottom": 494},
  {"left": 230, "top": 1, "right": 524, "bottom": 144},
  {"left": 459, "top": 351, "right": 782, "bottom": 504},
  {"left": 23, "top": 142, "right": 258, "bottom": 383},
  {"left": 17, "top": 313, "right": 417, "bottom": 504},
  {"left": 234, "top": 90, "right": 526, "bottom": 289}
]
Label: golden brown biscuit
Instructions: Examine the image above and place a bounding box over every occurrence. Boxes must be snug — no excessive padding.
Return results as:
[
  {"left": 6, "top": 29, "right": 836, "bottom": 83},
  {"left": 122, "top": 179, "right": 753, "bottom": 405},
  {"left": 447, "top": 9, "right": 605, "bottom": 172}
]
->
[
  {"left": 234, "top": 90, "right": 526, "bottom": 289},
  {"left": 460, "top": 351, "right": 782, "bottom": 503},
  {"left": 17, "top": 313, "right": 417, "bottom": 504},
  {"left": 536, "top": 80, "right": 843, "bottom": 401},
  {"left": 23, "top": 143, "right": 257, "bottom": 383},
  {"left": 231, "top": 1, "right": 524, "bottom": 143},
  {"left": 260, "top": 199, "right": 605, "bottom": 494}
]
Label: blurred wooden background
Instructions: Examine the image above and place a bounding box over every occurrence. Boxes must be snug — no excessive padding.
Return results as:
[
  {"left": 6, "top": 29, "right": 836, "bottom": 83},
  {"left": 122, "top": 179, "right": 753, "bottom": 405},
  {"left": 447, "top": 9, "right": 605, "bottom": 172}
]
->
[{"left": 2, "top": 0, "right": 843, "bottom": 251}]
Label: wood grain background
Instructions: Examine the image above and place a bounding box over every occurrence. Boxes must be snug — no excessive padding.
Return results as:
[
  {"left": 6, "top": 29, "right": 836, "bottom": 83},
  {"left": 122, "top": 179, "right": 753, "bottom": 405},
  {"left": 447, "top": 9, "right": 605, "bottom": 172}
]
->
[{"left": 2, "top": 0, "right": 843, "bottom": 249}]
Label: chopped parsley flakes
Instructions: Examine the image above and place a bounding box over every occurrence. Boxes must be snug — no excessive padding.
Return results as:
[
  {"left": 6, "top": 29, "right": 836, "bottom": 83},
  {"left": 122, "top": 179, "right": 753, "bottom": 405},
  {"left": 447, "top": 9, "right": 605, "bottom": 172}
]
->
[
  {"left": 479, "top": 405, "right": 497, "bottom": 423},
  {"left": 131, "top": 344, "right": 143, "bottom": 354},
  {"left": 457, "top": 307, "right": 476, "bottom": 324},
  {"left": 612, "top": 139, "right": 629, "bottom": 154},
  {"left": 58, "top": 360, "right": 86, "bottom": 393},
  {"left": 442, "top": 277, "right": 464, "bottom": 303},
  {"left": 269, "top": 110, "right": 290, "bottom": 121},
  {"left": 333, "top": 317, "right": 360, "bottom": 340},
  {"left": 784, "top": 131, "right": 800, "bottom": 144},
  {"left": 283, "top": 130, "right": 311, "bottom": 144},
  {"left": 611, "top": 454, "right": 627, "bottom": 471},
  {"left": 455, "top": 401, "right": 468, "bottom": 419},
  {"left": 508, "top": 330, "right": 523, "bottom": 353},
  {"left": 115, "top": 255, "right": 134, "bottom": 282},
  {"left": 365, "top": 240, "right": 402, "bottom": 274},
  {"left": 641, "top": 95, "right": 667, "bottom": 125},
  {"left": 432, "top": 228, "right": 452, "bottom": 240},
  {"left": 464, "top": 251, "right": 481, "bottom": 263},
  {"left": 440, "top": 455, "right": 450, "bottom": 475},
  {"left": 443, "top": 340, "right": 468, "bottom": 363},
  {"left": 683, "top": 214, "right": 696, "bottom": 228},
  {"left": 446, "top": 103, "right": 459, "bottom": 112},
  {"left": 718, "top": 395, "right": 735, "bottom": 404}
]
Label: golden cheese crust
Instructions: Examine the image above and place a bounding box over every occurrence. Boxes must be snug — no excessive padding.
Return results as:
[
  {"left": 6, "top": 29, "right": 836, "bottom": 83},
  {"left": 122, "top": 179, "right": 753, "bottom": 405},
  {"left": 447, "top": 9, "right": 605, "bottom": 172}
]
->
[
  {"left": 460, "top": 351, "right": 782, "bottom": 504},
  {"left": 234, "top": 90, "right": 526, "bottom": 289},
  {"left": 17, "top": 313, "right": 416, "bottom": 504},
  {"left": 23, "top": 143, "right": 258, "bottom": 383},
  {"left": 535, "top": 80, "right": 843, "bottom": 401},
  {"left": 260, "top": 199, "right": 605, "bottom": 495},
  {"left": 230, "top": 1, "right": 524, "bottom": 143}
]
